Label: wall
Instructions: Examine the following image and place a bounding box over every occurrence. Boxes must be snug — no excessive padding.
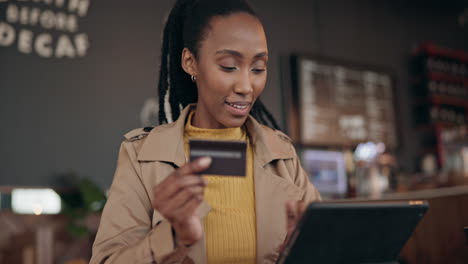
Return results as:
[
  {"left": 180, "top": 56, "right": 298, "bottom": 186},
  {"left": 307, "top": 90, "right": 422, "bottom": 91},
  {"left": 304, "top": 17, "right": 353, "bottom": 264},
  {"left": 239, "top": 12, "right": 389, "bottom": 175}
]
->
[
  {"left": 310, "top": 0, "right": 468, "bottom": 172},
  {"left": 253, "top": 0, "right": 468, "bottom": 171},
  {"left": 1, "top": 0, "right": 467, "bottom": 187}
]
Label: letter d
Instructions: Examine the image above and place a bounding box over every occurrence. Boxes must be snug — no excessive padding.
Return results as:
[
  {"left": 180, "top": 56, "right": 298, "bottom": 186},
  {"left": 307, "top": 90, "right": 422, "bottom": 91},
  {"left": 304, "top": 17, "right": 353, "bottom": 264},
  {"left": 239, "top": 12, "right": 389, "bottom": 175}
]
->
[{"left": 0, "top": 22, "right": 16, "bottom": 46}]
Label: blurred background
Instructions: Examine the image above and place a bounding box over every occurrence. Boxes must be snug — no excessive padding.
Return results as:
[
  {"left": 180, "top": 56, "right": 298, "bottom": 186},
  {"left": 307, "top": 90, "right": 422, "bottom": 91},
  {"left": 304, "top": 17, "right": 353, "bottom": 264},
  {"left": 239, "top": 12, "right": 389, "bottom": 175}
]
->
[{"left": 1, "top": 0, "right": 468, "bottom": 263}]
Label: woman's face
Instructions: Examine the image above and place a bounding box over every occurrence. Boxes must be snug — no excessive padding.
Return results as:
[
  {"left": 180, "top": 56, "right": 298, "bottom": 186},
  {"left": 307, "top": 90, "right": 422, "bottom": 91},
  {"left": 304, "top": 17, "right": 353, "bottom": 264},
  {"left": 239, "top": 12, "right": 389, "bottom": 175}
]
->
[{"left": 184, "top": 12, "right": 268, "bottom": 129}]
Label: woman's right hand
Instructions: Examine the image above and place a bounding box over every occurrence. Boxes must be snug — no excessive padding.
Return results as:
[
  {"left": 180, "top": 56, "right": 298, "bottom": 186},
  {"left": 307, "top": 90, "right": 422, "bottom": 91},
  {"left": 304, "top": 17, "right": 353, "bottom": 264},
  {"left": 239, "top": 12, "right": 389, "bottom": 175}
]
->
[{"left": 152, "top": 157, "right": 212, "bottom": 245}]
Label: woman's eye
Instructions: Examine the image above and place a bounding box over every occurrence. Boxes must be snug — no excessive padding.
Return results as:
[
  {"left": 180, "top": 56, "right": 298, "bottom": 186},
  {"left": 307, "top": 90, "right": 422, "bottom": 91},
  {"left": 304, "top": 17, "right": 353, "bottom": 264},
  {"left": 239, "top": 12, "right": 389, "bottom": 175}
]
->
[
  {"left": 220, "top": 65, "right": 237, "bottom": 71},
  {"left": 252, "top": 68, "right": 266, "bottom": 74}
]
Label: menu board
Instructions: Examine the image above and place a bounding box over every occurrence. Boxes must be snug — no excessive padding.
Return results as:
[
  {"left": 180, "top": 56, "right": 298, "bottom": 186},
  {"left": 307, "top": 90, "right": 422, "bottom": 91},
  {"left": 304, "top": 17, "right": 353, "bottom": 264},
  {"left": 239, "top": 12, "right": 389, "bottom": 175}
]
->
[{"left": 294, "top": 56, "right": 397, "bottom": 148}]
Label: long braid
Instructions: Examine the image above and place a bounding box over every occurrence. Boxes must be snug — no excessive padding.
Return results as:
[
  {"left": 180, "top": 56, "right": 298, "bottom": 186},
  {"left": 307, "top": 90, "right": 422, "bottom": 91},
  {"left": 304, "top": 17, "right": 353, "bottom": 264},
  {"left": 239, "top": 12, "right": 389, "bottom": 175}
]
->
[
  {"left": 255, "top": 99, "right": 281, "bottom": 130},
  {"left": 158, "top": 0, "right": 196, "bottom": 124},
  {"left": 252, "top": 100, "right": 266, "bottom": 125},
  {"left": 157, "top": 0, "right": 281, "bottom": 131},
  {"left": 157, "top": 9, "right": 171, "bottom": 124},
  {"left": 168, "top": 1, "right": 186, "bottom": 121}
]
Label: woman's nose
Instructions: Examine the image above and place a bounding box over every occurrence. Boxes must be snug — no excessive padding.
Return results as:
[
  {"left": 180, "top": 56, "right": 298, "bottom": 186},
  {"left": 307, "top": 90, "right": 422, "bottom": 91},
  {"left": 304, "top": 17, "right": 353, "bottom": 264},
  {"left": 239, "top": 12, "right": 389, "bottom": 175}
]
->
[{"left": 233, "top": 71, "right": 254, "bottom": 95}]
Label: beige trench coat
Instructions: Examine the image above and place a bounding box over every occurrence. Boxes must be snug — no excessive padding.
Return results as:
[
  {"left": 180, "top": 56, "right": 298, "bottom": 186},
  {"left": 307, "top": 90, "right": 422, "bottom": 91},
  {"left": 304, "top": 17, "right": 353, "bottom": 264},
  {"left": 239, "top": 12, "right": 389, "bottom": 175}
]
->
[{"left": 90, "top": 105, "right": 321, "bottom": 264}]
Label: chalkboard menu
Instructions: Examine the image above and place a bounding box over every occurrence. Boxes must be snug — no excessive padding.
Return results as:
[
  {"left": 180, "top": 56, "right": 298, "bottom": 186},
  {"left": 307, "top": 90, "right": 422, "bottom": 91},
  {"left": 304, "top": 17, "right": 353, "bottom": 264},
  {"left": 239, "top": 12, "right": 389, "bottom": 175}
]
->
[{"left": 291, "top": 56, "right": 397, "bottom": 148}]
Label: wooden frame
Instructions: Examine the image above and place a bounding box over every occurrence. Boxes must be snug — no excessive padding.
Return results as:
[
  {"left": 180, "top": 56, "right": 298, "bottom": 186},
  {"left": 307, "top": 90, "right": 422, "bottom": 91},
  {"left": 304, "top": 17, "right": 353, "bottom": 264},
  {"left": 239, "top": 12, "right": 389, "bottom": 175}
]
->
[{"left": 288, "top": 54, "right": 398, "bottom": 149}]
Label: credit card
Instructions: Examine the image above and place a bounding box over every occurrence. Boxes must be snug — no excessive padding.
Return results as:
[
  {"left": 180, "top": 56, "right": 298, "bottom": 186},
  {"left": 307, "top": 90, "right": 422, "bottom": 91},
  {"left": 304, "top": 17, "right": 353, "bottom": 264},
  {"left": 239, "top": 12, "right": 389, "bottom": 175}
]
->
[{"left": 189, "top": 139, "right": 247, "bottom": 176}]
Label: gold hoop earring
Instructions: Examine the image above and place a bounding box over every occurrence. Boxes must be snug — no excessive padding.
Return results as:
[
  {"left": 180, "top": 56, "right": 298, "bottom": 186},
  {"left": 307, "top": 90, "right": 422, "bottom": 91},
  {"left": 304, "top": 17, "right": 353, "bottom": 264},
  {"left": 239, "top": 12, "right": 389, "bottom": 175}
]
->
[{"left": 191, "top": 75, "right": 196, "bottom": 82}]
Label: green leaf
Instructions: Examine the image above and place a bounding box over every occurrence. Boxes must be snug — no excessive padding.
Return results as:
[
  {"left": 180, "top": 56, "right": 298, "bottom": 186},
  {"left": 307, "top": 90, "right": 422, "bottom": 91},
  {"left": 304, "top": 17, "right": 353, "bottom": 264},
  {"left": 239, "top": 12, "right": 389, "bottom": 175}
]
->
[
  {"left": 78, "top": 178, "right": 107, "bottom": 212},
  {"left": 67, "top": 223, "right": 90, "bottom": 238}
]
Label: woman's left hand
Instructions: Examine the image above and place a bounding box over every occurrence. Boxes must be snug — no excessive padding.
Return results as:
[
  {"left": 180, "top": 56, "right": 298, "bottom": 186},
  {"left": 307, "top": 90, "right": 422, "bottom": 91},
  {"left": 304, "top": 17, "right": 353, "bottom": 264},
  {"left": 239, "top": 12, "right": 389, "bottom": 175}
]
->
[{"left": 278, "top": 200, "right": 307, "bottom": 253}]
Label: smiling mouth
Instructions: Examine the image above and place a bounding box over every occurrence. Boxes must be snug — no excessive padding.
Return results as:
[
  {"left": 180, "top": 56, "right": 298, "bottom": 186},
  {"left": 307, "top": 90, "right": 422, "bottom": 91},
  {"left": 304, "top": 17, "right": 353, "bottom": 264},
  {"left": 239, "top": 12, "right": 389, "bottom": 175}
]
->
[{"left": 225, "top": 101, "right": 251, "bottom": 109}]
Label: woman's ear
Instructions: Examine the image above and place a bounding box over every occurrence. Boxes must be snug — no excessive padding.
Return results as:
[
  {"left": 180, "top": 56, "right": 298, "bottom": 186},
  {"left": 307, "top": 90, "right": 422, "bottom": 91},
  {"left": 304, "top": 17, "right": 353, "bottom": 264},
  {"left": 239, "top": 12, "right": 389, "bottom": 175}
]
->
[{"left": 181, "top": 48, "right": 198, "bottom": 77}]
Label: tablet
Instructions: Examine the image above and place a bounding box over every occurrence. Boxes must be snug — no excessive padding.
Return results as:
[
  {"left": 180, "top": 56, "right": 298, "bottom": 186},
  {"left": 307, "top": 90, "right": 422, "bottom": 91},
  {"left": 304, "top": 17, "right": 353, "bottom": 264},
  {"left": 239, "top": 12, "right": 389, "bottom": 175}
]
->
[{"left": 277, "top": 201, "right": 428, "bottom": 264}]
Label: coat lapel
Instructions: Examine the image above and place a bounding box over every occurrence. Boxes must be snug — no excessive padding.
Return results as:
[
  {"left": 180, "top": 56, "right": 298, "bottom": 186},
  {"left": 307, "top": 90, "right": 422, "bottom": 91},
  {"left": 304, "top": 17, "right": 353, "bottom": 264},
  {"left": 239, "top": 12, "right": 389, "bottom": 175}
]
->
[
  {"left": 254, "top": 161, "right": 281, "bottom": 263},
  {"left": 246, "top": 116, "right": 302, "bottom": 263},
  {"left": 138, "top": 105, "right": 212, "bottom": 263},
  {"left": 253, "top": 162, "right": 305, "bottom": 263},
  {"left": 137, "top": 105, "right": 193, "bottom": 166}
]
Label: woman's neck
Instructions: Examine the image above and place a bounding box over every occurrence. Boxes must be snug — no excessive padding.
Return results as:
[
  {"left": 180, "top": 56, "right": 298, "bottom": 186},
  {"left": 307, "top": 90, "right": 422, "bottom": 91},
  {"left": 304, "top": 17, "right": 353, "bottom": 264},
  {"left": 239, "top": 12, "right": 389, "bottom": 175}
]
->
[{"left": 192, "top": 106, "right": 226, "bottom": 129}]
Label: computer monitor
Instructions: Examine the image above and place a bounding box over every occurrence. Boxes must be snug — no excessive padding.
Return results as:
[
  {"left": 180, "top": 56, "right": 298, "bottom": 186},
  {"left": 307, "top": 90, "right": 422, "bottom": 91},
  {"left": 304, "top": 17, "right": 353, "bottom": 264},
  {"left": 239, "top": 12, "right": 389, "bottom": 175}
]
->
[{"left": 302, "top": 150, "right": 347, "bottom": 198}]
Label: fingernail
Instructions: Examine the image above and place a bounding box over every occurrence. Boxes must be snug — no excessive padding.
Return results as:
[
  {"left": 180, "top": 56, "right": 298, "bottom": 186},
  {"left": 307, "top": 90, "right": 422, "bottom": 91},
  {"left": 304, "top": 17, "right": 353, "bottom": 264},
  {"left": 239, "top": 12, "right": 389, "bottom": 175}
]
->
[{"left": 198, "top": 157, "right": 211, "bottom": 167}]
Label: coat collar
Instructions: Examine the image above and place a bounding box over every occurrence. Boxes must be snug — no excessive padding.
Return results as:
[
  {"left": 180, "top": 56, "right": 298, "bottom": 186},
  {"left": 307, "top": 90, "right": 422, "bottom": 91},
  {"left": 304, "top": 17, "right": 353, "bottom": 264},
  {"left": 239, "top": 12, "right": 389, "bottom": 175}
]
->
[{"left": 137, "top": 104, "right": 295, "bottom": 167}]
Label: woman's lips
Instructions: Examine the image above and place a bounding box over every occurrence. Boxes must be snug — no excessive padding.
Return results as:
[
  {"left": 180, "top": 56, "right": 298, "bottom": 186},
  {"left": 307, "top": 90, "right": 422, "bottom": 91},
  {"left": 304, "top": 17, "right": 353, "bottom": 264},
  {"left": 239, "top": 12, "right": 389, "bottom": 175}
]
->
[{"left": 225, "top": 101, "right": 251, "bottom": 115}]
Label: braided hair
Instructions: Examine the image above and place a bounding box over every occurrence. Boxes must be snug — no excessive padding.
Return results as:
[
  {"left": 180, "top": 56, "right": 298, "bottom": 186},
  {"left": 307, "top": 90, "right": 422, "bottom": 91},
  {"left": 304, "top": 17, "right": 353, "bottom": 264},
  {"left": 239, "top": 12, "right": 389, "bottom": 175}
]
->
[{"left": 157, "top": 0, "right": 280, "bottom": 130}]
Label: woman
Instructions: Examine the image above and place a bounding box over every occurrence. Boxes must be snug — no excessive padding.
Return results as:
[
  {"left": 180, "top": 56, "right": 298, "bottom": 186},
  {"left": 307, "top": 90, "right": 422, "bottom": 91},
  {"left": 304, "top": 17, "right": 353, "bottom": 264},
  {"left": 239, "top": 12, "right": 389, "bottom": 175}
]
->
[{"left": 90, "top": 0, "right": 320, "bottom": 263}]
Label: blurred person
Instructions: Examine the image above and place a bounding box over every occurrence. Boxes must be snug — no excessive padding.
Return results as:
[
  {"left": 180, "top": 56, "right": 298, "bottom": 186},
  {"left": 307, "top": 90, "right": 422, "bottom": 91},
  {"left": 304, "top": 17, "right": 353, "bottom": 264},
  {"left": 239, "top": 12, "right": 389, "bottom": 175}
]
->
[{"left": 90, "top": 0, "right": 320, "bottom": 263}]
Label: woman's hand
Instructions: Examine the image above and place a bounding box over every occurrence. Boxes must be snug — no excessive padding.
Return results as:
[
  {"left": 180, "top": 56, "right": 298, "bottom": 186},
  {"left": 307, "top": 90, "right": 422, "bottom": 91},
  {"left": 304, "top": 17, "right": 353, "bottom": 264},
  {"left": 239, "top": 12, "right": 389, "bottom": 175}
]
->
[
  {"left": 152, "top": 157, "right": 212, "bottom": 246},
  {"left": 278, "top": 200, "right": 307, "bottom": 253}
]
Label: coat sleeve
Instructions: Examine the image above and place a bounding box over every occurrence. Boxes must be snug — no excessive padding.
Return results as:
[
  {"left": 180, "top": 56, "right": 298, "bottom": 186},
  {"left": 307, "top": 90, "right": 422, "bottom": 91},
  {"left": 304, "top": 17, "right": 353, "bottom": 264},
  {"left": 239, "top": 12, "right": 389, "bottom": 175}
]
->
[{"left": 90, "top": 141, "right": 191, "bottom": 264}]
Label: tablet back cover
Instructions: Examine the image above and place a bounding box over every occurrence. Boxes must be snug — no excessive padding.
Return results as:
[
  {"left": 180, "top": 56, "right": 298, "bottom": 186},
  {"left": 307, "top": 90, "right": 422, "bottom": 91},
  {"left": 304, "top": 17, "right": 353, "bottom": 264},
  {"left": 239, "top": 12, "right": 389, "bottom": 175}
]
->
[{"left": 281, "top": 202, "right": 428, "bottom": 264}]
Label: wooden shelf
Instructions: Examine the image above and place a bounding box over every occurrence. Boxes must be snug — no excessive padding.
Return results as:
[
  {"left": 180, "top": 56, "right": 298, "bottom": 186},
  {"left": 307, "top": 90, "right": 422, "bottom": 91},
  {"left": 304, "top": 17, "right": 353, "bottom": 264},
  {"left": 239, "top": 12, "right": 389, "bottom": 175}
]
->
[
  {"left": 415, "top": 43, "right": 468, "bottom": 63},
  {"left": 427, "top": 71, "right": 468, "bottom": 85},
  {"left": 413, "top": 95, "right": 468, "bottom": 107},
  {"left": 416, "top": 122, "right": 463, "bottom": 131}
]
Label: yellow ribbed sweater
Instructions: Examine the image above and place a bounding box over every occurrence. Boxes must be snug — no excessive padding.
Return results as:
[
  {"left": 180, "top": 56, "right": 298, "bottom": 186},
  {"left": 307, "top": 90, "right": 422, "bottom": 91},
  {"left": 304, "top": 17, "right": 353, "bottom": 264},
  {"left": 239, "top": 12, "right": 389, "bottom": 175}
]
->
[{"left": 183, "top": 111, "right": 257, "bottom": 264}]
